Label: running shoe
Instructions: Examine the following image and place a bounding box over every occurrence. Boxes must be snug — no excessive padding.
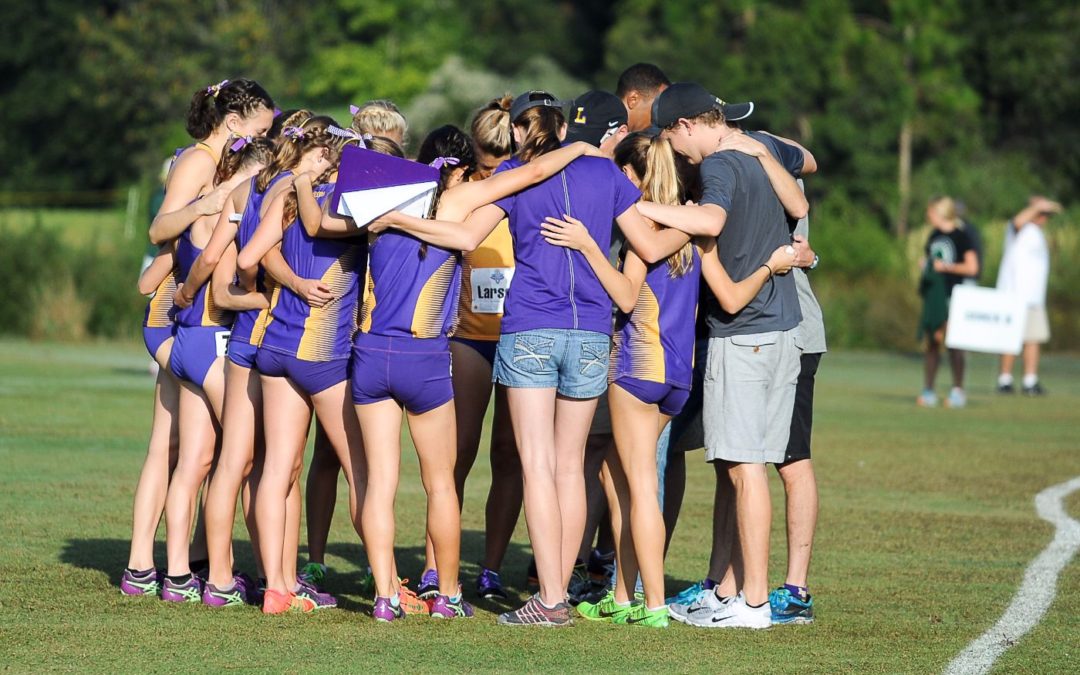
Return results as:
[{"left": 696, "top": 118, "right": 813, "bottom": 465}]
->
[
  {"left": 295, "top": 579, "right": 337, "bottom": 610},
  {"left": 299, "top": 562, "right": 327, "bottom": 588},
  {"left": 373, "top": 596, "right": 405, "bottom": 623},
  {"left": 398, "top": 580, "right": 430, "bottom": 615},
  {"left": 946, "top": 387, "right": 967, "bottom": 409},
  {"left": 497, "top": 594, "right": 572, "bottom": 627},
  {"left": 587, "top": 549, "right": 616, "bottom": 586},
  {"left": 262, "top": 589, "right": 295, "bottom": 615},
  {"left": 161, "top": 575, "right": 202, "bottom": 603},
  {"left": 234, "top": 571, "right": 258, "bottom": 598},
  {"left": 769, "top": 587, "right": 815, "bottom": 625},
  {"left": 916, "top": 389, "right": 938, "bottom": 407},
  {"left": 624, "top": 602, "right": 670, "bottom": 628},
  {"left": 120, "top": 568, "right": 162, "bottom": 596},
  {"left": 576, "top": 589, "right": 633, "bottom": 623},
  {"left": 669, "top": 587, "right": 730, "bottom": 625},
  {"left": 686, "top": 592, "right": 770, "bottom": 629},
  {"left": 997, "top": 382, "right": 1015, "bottom": 394},
  {"left": 416, "top": 569, "right": 440, "bottom": 599},
  {"left": 665, "top": 578, "right": 715, "bottom": 607},
  {"left": 476, "top": 567, "right": 508, "bottom": 600},
  {"left": 1023, "top": 383, "right": 1046, "bottom": 396},
  {"left": 566, "top": 560, "right": 594, "bottom": 605},
  {"left": 430, "top": 594, "right": 475, "bottom": 619},
  {"left": 202, "top": 580, "right": 248, "bottom": 607},
  {"left": 251, "top": 577, "right": 267, "bottom": 607}
]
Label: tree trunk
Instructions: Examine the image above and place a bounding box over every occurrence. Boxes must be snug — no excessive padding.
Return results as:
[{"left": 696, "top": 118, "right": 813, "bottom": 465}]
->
[{"left": 897, "top": 118, "right": 912, "bottom": 239}]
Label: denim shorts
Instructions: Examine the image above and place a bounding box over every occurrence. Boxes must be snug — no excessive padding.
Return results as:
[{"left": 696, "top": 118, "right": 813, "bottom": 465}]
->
[{"left": 493, "top": 329, "right": 610, "bottom": 399}]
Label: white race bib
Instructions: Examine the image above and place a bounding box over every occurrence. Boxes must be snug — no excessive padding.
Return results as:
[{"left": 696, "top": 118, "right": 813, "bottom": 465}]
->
[
  {"left": 215, "top": 331, "right": 231, "bottom": 358},
  {"left": 471, "top": 268, "right": 514, "bottom": 314}
]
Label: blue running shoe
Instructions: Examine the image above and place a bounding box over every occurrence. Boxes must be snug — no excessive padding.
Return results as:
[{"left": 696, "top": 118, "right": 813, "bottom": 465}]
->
[
  {"left": 476, "top": 567, "right": 508, "bottom": 600},
  {"left": 417, "top": 569, "right": 440, "bottom": 600},
  {"left": 769, "top": 587, "right": 814, "bottom": 625},
  {"left": 666, "top": 578, "right": 714, "bottom": 606}
]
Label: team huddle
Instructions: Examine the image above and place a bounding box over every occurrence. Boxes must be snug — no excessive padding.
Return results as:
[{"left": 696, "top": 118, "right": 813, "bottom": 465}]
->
[{"left": 123, "top": 63, "right": 825, "bottom": 629}]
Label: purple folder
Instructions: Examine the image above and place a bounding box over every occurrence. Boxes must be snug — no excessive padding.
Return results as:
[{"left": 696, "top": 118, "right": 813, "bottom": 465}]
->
[{"left": 331, "top": 145, "right": 440, "bottom": 225}]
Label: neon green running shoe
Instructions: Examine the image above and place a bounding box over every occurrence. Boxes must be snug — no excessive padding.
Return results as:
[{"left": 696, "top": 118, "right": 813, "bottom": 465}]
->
[
  {"left": 577, "top": 590, "right": 633, "bottom": 622},
  {"left": 623, "top": 602, "right": 670, "bottom": 628}
]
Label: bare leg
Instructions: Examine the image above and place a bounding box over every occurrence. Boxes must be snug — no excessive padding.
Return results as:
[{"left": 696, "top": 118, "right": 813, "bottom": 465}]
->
[
  {"left": 662, "top": 450, "right": 686, "bottom": 556},
  {"left": 408, "top": 400, "right": 461, "bottom": 596},
  {"left": 127, "top": 358, "right": 180, "bottom": 570},
  {"left": 579, "top": 433, "right": 612, "bottom": 563},
  {"left": 947, "top": 348, "right": 966, "bottom": 390},
  {"left": 255, "top": 375, "right": 312, "bottom": 595},
  {"left": 311, "top": 382, "right": 366, "bottom": 540},
  {"left": 482, "top": 386, "right": 522, "bottom": 571},
  {"left": 305, "top": 422, "right": 340, "bottom": 566},
  {"left": 727, "top": 462, "right": 771, "bottom": 606},
  {"left": 1022, "top": 342, "right": 1041, "bottom": 378},
  {"left": 712, "top": 465, "right": 741, "bottom": 596},
  {"left": 777, "top": 459, "right": 818, "bottom": 588},
  {"left": 357, "top": 400, "right": 404, "bottom": 599},
  {"left": 553, "top": 395, "right": 598, "bottom": 595},
  {"left": 924, "top": 331, "right": 942, "bottom": 391},
  {"left": 600, "top": 444, "right": 634, "bottom": 604},
  {"left": 999, "top": 353, "right": 1016, "bottom": 379}
]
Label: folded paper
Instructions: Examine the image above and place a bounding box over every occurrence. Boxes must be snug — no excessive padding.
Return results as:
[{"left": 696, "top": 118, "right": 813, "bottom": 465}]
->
[{"left": 331, "top": 144, "right": 439, "bottom": 227}]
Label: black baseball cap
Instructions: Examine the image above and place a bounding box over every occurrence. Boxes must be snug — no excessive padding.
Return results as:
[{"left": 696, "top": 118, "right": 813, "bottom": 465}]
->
[
  {"left": 564, "top": 90, "right": 629, "bottom": 146},
  {"left": 652, "top": 82, "right": 754, "bottom": 129},
  {"left": 510, "top": 90, "right": 562, "bottom": 122}
]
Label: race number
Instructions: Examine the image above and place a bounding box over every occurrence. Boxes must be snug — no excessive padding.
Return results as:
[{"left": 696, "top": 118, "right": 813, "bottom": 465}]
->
[
  {"left": 471, "top": 268, "right": 514, "bottom": 314},
  {"left": 215, "top": 331, "right": 231, "bottom": 358}
]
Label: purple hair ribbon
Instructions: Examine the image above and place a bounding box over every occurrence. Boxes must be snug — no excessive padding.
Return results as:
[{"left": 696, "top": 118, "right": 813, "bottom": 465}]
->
[
  {"left": 327, "top": 125, "right": 368, "bottom": 148},
  {"left": 273, "top": 107, "right": 282, "bottom": 118},
  {"left": 229, "top": 136, "right": 252, "bottom": 152},
  {"left": 349, "top": 104, "right": 361, "bottom": 116},
  {"left": 206, "top": 79, "right": 229, "bottom": 96},
  {"left": 429, "top": 157, "right": 461, "bottom": 170},
  {"left": 282, "top": 126, "right": 305, "bottom": 140}
]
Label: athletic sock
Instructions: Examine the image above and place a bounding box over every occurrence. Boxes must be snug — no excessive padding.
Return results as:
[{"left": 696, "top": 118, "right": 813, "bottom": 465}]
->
[
  {"left": 189, "top": 558, "right": 209, "bottom": 571},
  {"left": 614, "top": 598, "right": 632, "bottom": 607},
  {"left": 537, "top": 596, "right": 560, "bottom": 610},
  {"left": 784, "top": 583, "right": 810, "bottom": 601},
  {"left": 747, "top": 600, "right": 768, "bottom": 609},
  {"left": 647, "top": 603, "right": 666, "bottom": 612},
  {"left": 998, "top": 373, "right": 1014, "bottom": 387},
  {"left": 449, "top": 593, "right": 462, "bottom": 603},
  {"left": 166, "top": 573, "right": 192, "bottom": 584},
  {"left": 126, "top": 567, "right": 154, "bottom": 577},
  {"left": 389, "top": 593, "right": 401, "bottom": 608},
  {"left": 1023, "top": 374, "right": 1038, "bottom": 388},
  {"left": 702, "top": 577, "right": 718, "bottom": 590}
]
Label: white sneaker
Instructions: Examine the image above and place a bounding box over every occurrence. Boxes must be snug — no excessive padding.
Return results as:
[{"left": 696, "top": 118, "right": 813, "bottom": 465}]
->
[
  {"left": 670, "top": 588, "right": 731, "bottom": 624},
  {"left": 686, "top": 592, "right": 771, "bottom": 629}
]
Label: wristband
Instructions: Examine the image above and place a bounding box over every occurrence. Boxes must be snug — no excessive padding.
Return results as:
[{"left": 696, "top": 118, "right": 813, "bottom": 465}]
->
[
  {"left": 809, "top": 254, "right": 819, "bottom": 270},
  {"left": 761, "top": 263, "right": 774, "bottom": 277}
]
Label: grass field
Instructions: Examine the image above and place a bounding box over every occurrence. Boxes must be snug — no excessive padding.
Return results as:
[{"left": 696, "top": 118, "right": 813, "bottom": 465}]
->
[{"left": 1, "top": 340, "right": 1077, "bottom": 673}]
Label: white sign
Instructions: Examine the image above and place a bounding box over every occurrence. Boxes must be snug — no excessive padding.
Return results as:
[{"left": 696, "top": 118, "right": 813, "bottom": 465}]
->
[
  {"left": 471, "top": 267, "right": 514, "bottom": 314},
  {"left": 945, "top": 285, "right": 1026, "bottom": 355}
]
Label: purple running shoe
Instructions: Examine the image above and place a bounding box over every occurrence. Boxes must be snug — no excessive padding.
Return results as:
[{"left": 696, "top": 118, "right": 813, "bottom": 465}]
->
[
  {"left": 430, "top": 594, "right": 475, "bottom": 619},
  {"left": 202, "top": 580, "right": 248, "bottom": 607},
  {"left": 416, "top": 569, "right": 440, "bottom": 599},
  {"left": 295, "top": 579, "right": 337, "bottom": 610},
  {"left": 161, "top": 575, "right": 202, "bottom": 603},
  {"left": 373, "top": 596, "right": 405, "bottom": 623},
  {"left": 120, "top": 568, "right": 162, "bottom": 596},
  {"left": 476, "top": 567, "right": 508, "bottom": 600}
]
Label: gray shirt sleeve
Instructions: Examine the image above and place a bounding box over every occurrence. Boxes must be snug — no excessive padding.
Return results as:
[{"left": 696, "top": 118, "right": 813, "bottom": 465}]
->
[{"left": 699, "top": 154, "right": 737, "bottom": 212}]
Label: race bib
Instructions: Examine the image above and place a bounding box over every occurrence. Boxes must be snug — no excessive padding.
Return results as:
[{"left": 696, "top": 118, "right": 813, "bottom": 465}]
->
[
  {"left": 471, "top": 268, "right": 514, "bottom": 314},
  {"left": 215, "top": 331, "right": 231, "bottom": 358}
]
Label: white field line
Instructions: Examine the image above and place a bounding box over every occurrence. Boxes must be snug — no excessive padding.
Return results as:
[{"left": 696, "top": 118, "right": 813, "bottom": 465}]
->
[{"left": 944, "top": 476, "right": 1080, "bottom": 675}]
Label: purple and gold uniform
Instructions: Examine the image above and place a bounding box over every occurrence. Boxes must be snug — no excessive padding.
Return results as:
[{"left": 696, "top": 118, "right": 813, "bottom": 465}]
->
[
  {"left": 350, "top": 230, "right": 460, "bottom": 413},
  {"left": 609, "top": 248, "right": 701, "bottom": 416},
  {"left": 169, "top": 227, "right": 234, "bottom": 386},
  {"left": 228, "top": 173, "right": 291, "bottom": 368},
  {"left": 255, "top": 183, "right": 366, "bottom": 395},
  {"left": 142, "top": 262, "right": 179, "bottom": 360}
]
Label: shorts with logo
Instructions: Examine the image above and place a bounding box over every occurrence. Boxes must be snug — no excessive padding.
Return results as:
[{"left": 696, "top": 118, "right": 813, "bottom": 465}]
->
[
  {"left": 255, "top": 348, "right": 347, "bottom": 396},
  {"left": 169, "top": 326, "right": 229, "bottom": 387},
  {"left": 350, "top": 333, "right": 454, "bottom": 414},
  {"left": 703, "top": 328, "right": 802, "bottom": 464},
  {"left": 493, "top": 328, "right": 610, "bottom": 399}
]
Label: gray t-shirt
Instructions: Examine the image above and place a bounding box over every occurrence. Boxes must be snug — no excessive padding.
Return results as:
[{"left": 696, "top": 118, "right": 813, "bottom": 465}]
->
[
  {"left": 792, "top": 179, "right": 826, "bottom": 354},
  {"left": 700, "top": 132, "right": 803, "bottom": 337}
]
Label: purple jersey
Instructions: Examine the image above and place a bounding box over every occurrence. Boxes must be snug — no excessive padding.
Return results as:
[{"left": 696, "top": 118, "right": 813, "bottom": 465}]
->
[
  {"left": 174, "top": 227, "right": 233, "bottom": 328},
  {"left": 359, "top": 230, "right": 461, "bottom": 339},
  {"left": 260, "top": 183, "right": 366, "bottom": 361},
  {"left": 231, "top": 172, "right": 291, "bottom": 346},
  {"left": 493, "top": 153, "right": 641, "bottom": 335},
  {"left": 610, "top": 248, "right": 701, "bottom": 390}
]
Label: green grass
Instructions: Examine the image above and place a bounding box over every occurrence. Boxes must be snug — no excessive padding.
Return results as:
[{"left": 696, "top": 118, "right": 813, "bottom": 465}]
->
[
  {"left": 0, "top": 208, "right": 131, "bottom": 248},
  {"left": 1, "top": 340, "right": 1077, "bottom": 673}
]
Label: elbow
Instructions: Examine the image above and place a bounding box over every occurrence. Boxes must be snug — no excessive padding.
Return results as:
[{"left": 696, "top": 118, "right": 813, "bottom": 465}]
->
[
  {"left": 801, "top": 152, "right": 818, "bottom": 175},
  {"left": 236, "top": 252, "right": 257, "bottom": 274},
  {"left": 702, "top": 213, "right": 726, "bottom": 238},
  {"left": 211, "top": 281, "right": 232, "bottom": 310},
  {"left": 147, "top": 224, "right": 167, "bottom": 247},
  {"left": 137, "top": 277, "right": 157, "bottom": 296},
  {"left": 638, "top": 247, "right": 665, "bottom": 265},
  {"left": 791, "top": 199, "right": 809, "bottom": 221},
  {"left": 460, "top": 233, "right": 484, "bottom": 253},
  {"left": 615, "top": 298, "right": 637, "bottom": 314}
]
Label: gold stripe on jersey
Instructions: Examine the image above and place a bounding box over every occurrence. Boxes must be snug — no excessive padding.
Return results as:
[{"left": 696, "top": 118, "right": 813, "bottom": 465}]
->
[
  {"left": 146, "top": 270, "right": 179, "bottom": 328},
  {"left": 625, "top": 282, "right": 665, "bottom": 383},
  {"left": 411, "top": 256, "right": 457, "bottom": 339},
  {"left": 297, "top": 247, "right": 358, "bottom": 361},
  {"left": 252, "top": 282, "right": 280, "bottom": 346},
  {"left": 359, "top": 270, "right": 375, "bottom": 333},
  {"left": 201, "top": 281, "right": 232, "bottom": 327}
]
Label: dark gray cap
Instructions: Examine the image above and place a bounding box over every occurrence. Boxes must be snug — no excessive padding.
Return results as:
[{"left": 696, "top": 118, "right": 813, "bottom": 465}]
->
[
  {"left": 510, "top": 90, "right": 562, "bottom": 122},
  {"left": 652, "top": 82, "right": 754, "bottom": 129}
]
